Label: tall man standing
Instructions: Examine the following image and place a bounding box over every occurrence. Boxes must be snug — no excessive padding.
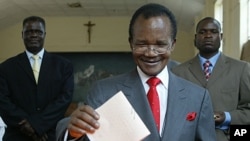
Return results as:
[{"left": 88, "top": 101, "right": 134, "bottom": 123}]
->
[
  {"left": 172, "top": 17, "right": 250, "bottom": 141},
  {"left": 0, "top": 16, "right": 74, "bottom": 141}
]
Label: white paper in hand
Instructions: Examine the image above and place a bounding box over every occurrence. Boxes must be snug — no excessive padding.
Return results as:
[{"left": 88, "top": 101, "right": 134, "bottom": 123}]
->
[{"left": 87, "top": 91, "right": 150, "bottom": 141}]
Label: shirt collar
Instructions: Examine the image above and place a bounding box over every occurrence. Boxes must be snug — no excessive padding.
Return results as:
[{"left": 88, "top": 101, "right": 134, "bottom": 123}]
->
[
  {"left": 198, "top": 51, "right": 221, "bottom": 67},
  {"left": 26, "top": 48, "right": 44, "bottom": 59},
  {"left": 137, "top": 65, "right": 169, "bottom": 89}
]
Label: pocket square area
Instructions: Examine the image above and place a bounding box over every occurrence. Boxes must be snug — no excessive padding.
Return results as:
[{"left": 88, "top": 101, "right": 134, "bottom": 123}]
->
[{"left": 186, "top": 112, "right": 197, "bottom": 121}]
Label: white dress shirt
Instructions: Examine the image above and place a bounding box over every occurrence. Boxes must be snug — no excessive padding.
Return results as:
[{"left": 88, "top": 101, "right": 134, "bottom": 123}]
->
[
  {"left": 0, "top": 117, "right": 6, "bottom": 141},
  {"left": 137, "top": 65, "right": 169, "bottom": 136},
  {"left": 26, "top": 48, "right": 44, "bottom": 69}
]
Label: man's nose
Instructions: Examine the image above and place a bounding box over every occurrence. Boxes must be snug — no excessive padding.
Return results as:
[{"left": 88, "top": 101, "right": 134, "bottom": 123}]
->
[
  {"left": 204, "top": 31, "right": 212, "bottom": 37},
  {"left": 145, "top": 45, "right": 158, "bottom": 56}
]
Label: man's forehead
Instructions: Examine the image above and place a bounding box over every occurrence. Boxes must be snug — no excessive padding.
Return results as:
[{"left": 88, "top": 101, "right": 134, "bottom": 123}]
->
[{"left": 198, "top": 20, "right": 220, "bottom": 29}]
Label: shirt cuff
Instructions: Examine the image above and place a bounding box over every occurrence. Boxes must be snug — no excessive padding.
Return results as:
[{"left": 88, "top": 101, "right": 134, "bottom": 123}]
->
[
  {"left": 215, "top": 112, "right": 231, "bottom": 130},
  {"left": 64, "top": 130, "right": 78, "bottom": 141}
]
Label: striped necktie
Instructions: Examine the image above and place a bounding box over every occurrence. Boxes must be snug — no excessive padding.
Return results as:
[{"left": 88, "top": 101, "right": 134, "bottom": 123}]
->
[{"left": 203, "top": 60, "right": 212, "bottom": 81}]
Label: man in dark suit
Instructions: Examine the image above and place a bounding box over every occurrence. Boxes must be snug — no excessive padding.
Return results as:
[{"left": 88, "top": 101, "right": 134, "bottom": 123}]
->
[
  {"left": 56, "top": 3, "right": 216, "bottom": 141},
  {"left": 0, "top": 16, "right": 74, "bottom": 141},
  {"left": 172, "top": 17, "right": 250, "bottom": 141}
]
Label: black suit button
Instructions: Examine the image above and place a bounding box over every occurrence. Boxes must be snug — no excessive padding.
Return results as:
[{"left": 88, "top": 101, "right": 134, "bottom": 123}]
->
[{"left": 36, "top": 108, "right": 41, "bottom": 111}]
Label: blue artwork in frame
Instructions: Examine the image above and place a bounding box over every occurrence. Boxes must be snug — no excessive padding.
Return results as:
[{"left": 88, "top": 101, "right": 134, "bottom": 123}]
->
[{"left": 53, "top": 52, "right": 136, "bottom": 102}]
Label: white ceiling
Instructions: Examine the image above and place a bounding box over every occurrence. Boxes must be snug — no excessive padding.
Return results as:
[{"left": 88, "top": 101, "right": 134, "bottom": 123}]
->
[{"left": 0, "top": 0, "right": 205, "bottom": 31}]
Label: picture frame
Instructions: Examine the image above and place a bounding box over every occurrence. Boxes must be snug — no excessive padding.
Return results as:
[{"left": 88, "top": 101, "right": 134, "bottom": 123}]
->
[{"left": 53, "top": 52, "right": 136, "bottom": 102}]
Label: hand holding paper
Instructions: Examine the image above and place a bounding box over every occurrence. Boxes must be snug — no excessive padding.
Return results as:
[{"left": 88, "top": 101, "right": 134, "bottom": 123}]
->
[{"left": 87, "top": 91, "right": 150, "bottom": 141}]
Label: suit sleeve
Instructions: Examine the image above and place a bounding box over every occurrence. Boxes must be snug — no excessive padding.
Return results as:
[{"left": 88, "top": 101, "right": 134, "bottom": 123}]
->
[
  {"left": 56, "top": 117, "right": 69, "bottom": 141},
  {"left": 0, "top": 73, "right": 29, "bottom": 126},
  {"left": 230, "top": 62, "right": 250, "bottom": 124}
]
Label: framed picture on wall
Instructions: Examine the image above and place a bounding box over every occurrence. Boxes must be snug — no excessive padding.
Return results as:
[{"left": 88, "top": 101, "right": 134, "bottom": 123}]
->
[{"left": 53, "top": 52, "right": 136, "bottom": 102}]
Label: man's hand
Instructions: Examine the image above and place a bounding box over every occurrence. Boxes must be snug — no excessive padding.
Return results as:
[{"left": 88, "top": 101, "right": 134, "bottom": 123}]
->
[
  {"left": 19, "top": 119, "right": 49, "bottom": 140},
  {"left": 19, "top": 119, "right": 36, "bottom": 137},
  {"left": 32, "top": 133, "right": 48, "bottom": 141},
  {"left": 214, "top": 111, "right": 225, "bottom": 126},
  {"left": 68, "top": 105, "right": 100, "bottom": 138}
]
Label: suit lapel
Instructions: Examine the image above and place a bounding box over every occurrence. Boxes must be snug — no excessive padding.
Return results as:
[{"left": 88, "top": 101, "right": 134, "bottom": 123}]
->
[
  {"left": 206, "top": 54, "right": 228, "bottom": 87},
  {"left": 187, "top": 54, "right": 228, "bottom": 88},
  {"left": 161, "top": 72, "right": 187, "bottom": 140},
  {"left": 188, "top": 56, "right": 207, "bottom": 87},
  {"left": 115, "top": 70, "right": 196, "bottom": 140},
  {"left": 16, "top": 51, "right": 53, "bottom": 84},
  {"left": 117, "top": 70, "right": 160, "bottom": 140},
  {"left": 17, "top": 52, "right": 36, "bottom": 82},
  {"left": 119, "top": 70, "right": 190, "bottom": 140},
  {"left": 38, "top": 51, "right": 51, "bottom": 84}
]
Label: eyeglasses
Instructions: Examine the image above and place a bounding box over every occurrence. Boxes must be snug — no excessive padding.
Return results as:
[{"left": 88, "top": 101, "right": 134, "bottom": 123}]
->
[{"left": 132, "top": 43, "right": 172, "bottom": 55}]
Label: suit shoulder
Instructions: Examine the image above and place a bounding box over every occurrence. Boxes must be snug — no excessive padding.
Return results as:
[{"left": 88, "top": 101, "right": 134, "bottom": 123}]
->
[
  {"left": 47, "top": 53, "right": 72, "bottom": 65},
  {"left": 95, "top": 71, "right": 131, "bottom": 84},
  {"left": 172, "top": 59, "right": 193, "bottom": 73},
  {"left": 176, "top": 74, "right": 205, "bottom": 90},
  {"left": 0, "top": 53, "right": 24, "bottom": 67},
  {"left": 224, "top": 55, "right": 250, "bottom": 68}
]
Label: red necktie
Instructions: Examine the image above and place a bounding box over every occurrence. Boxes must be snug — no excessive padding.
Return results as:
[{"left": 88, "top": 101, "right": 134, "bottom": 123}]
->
[
  {"left": 203, "top": 60, "right": 211, "bottom": 81},
  {"left": 147, "top": 77, "right": 161, "bottom": 131}
]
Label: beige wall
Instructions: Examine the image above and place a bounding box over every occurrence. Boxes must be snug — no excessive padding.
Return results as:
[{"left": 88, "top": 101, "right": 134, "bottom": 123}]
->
[
  {"left": 0, "top": 17, "right": 131, "bottom": 62},
  {"left": 0, "top": 16, "right": 195, "bottom": 63},
  {"left": 1, "top": 0, "right": 244, "bottom": 63}
]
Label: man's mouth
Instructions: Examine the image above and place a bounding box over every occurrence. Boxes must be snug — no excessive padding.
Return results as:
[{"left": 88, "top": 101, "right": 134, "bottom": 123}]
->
[
  {"left": 29, "top": 40, "right": 39, "bottom": 44},
  {"left": 142, "top": 59, "right": 160, "bottom": 66},
  {"left": 203, "top": 40, "right": 213, "bottom": 44}
]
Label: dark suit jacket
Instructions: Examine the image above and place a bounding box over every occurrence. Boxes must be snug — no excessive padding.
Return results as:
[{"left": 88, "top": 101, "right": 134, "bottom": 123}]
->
[
  {"left": 0, "top": 51, "right": 74, "bottom": 141},
  {"left": 56, "top": 68, "right": 216, "bottom": 141},
  {"left": 172, "top": 54, "right": 250, "bottom": 141}
]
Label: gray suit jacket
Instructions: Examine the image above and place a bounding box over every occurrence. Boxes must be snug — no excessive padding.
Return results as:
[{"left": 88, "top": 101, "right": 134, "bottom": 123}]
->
[
  {"left": 172, "top": 54, "right": 250, "bottom": 141},
  {"left": 57, "top": 69, "right": 216, "bottom": 141}
]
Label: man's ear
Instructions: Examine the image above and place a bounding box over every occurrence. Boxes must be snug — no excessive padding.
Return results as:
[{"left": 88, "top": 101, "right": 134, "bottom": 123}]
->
[
  {"left": 194, "top": 34, "right": 197, "bottom": 46},
  {"left": 170, "top": 39, "right": 176, "bottom": 51},
  {"left": 128, "top": 37, "right": 133, "bottom": 50}
]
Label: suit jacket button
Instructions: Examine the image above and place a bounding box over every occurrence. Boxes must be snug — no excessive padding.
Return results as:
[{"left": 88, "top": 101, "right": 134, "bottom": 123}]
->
[{"left": 36, "top": 108, "right": 41, "bottom": 111}]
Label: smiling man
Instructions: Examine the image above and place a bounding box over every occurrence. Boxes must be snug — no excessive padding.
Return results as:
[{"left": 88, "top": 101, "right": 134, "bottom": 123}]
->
[
  {"left": 0, "top": 16, "right": 74, "bottom": 141},
  {"left": 56, "top": 3, "right": 216, "bottom": 141}
]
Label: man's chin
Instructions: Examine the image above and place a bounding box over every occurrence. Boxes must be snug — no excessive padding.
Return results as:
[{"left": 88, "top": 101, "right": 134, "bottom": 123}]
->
[
  {"left": 141, "top": 66, "right": 162, "bottom": 76},
  {"left": 26, "top": 46, "right": 42, "bottom": 54}
]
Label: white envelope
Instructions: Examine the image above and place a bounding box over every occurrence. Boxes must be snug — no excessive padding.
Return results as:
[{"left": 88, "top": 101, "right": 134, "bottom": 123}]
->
[{"left": 87, "top": 91, "right": 150, "bottom": 141}]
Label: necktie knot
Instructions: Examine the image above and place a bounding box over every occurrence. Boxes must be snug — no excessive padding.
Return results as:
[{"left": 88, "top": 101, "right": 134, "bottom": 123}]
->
[
  {"left": 203, "top": 60, "right": 212, "bottom": 68},
  {"left": 147, "top": 77, "right": 161, "bottom": 87},
  {"left": 32, "top": 55, "right": 39, "bottom": 60}
]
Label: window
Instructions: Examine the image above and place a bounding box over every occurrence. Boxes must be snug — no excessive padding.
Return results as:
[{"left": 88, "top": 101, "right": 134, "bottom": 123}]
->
[
  {"left": 214, "top": 0, "right": 223, "bottom": 51},
  {"left": 241, "top": 0, "right": 250, "bottom": 40},
  {"left": 248, "top": 0, "right": 250, "bottom": 39}
]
